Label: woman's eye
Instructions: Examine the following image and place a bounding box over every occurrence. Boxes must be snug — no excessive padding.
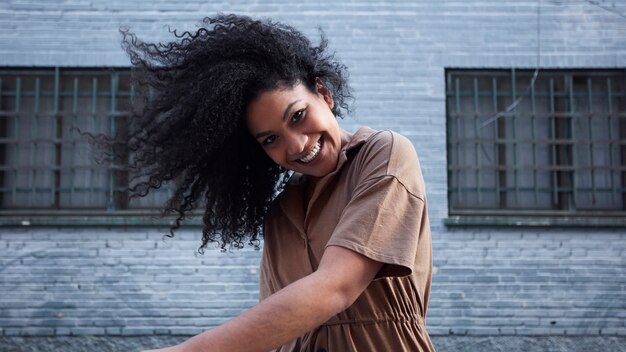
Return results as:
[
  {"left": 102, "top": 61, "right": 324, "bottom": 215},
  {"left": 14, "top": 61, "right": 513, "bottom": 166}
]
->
[
  {"left": 291, "top": 109, "right": 305, "bottom": 124},
  {"left": 262, "top": 135, "right": 277, "bottom": 146}
]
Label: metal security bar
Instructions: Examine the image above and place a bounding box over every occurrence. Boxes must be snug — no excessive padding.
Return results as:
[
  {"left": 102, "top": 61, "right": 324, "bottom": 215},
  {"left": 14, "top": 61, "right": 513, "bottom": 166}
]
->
[
  {"left": 446, "top": 69, "right": 626, "bottom": 222},
  {"left": 0, "top": 68, "right": 171, "bottom": 219}
]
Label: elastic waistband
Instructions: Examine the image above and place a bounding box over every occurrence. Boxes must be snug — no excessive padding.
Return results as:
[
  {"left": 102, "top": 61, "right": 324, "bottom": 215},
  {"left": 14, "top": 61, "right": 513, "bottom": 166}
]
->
[{"left": 322, "top": 313, "right": 425, "bottom": 327}]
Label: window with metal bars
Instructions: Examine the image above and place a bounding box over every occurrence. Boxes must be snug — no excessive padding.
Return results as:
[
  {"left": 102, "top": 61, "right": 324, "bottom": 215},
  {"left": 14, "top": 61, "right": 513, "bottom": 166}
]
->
[
  {"left": 445, "top": 69, "right": 626, "bottom": 225},
  {"left": 0, "top": 67, "right": 171, "bottom": 224}
]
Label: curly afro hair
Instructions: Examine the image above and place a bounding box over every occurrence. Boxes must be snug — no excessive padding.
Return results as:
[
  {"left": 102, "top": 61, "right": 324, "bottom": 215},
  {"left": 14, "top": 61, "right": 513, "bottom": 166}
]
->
[{"left": 99, "top": 14, "right": 352, "bottom": 251}]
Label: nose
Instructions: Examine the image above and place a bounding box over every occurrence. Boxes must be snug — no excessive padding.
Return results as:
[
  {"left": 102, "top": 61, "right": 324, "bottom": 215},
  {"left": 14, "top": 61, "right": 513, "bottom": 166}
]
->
[{"left": 285, "top": 132, "right": 308, "bottom": 157}]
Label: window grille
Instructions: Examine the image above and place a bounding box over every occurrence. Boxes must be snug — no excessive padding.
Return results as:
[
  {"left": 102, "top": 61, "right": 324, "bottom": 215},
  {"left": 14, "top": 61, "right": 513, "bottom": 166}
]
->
[
  {"left": 446, "top": 69, "right": 626, "bottom": 224},
  {"left": 0, "top": 68, "right": 171, "bottom": 223}
]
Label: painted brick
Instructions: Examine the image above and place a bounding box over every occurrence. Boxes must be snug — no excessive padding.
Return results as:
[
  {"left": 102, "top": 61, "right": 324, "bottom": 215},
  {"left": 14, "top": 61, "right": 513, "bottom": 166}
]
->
[{"left": 0, "top": 0, "right": 625, "bottom": 342}]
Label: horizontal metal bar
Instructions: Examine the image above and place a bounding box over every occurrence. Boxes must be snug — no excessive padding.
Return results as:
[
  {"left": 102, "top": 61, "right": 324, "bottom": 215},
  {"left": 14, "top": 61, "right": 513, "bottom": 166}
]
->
[
  {"left": 0, "top": 91, "right": 132, "bottom": 99},
  {"left": 0, "top": 69, "right": 131, "bottom": 76},
  {"left": 0, "top": 186, "right": 161, "bottom": 193},
  {"left": 448, "top": 138, "right": 626, "bottom": 145},
  {"left": 0, "top": 209, "right": 173, "bottom": 216},
  {"left": 446, "top": 69, "right": 625, "bottom": 78},
  {"left": 449, "top": 186, "right": 626, "bottom": 193},
  {"left": 0, "top": 165, "right": 131, "bottom": 171},
  {"left": 0, "top": 111, "right": 131, "bottom": 118},
  {"left": 448, "top": 165, "right": 626, "bottom": 172},
  {"left": 446, "top": 87, "right": 625, "bottom": 95},
  {"left": 448, "top": 208, "right": 626, "bottom": 216},
  {"left": 0, "top": 137, "right": 127, "bottom": 145},
  {"left": 448, "top": 112, "right": 626, "bottom": 119}
]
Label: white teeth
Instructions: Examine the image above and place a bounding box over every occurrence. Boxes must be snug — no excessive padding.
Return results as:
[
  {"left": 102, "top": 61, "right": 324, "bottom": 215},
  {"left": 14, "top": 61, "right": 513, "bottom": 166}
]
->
[{"left": 299, "top": 140, "right": 321, "bottom": 163}]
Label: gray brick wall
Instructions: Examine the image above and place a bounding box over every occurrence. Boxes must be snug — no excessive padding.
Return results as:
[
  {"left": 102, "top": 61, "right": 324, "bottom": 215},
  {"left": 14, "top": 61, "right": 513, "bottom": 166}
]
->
[
  {"left": 2, "top": 227, "right": 625, "bottom": 339},
  {"left": 1, "top": 0, "right": 626, "bottom": 348},
  {"left": 429, "top": 228, "right": 626, "bottom": 336},
  {"left": 1, "top": 228, "right": 262, "bottom": 336}
]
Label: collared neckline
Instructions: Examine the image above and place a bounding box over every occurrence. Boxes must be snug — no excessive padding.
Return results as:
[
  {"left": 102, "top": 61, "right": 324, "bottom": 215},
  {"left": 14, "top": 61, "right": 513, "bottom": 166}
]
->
[
  {"left": 286, "top": 126, "right": 376, "bottom": 186},
  {"left": 277, "top": 126, "right": 377, "bottom": 236}
]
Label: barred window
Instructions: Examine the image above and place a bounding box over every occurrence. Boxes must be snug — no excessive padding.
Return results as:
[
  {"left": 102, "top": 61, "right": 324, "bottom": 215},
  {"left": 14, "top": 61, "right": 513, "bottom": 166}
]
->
[
  {"left": 0, "top": 68, "right": 171, "bottom": 223},
  {"left": 446, "top": 69, "right": 626, "bottom": 225}
]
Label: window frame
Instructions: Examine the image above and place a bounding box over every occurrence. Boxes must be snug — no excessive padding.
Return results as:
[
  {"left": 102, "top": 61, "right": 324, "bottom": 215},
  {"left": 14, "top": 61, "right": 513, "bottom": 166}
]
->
[
  {"left": 0, "top": 67, "right": 200, "bottom": 227},
  {"left": 444, "top": 68, "right": 626, "bottom": 227}
]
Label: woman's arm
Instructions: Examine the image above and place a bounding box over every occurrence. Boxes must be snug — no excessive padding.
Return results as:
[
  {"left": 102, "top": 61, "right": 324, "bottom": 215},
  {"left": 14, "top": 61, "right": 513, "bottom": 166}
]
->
[{"left": 146, "top": 245, "right": 382, "bottom": 352}]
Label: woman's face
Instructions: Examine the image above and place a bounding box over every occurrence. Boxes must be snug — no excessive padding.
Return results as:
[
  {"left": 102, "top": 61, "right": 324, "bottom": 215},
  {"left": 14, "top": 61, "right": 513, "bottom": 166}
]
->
[{"left": 246, "top": 82, "right": 348, "bottom": 178}]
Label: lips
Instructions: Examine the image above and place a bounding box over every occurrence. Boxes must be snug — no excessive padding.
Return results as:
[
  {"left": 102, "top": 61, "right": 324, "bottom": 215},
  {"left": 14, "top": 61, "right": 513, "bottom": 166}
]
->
[{"left": 298, "top": 138, "right": 322, "bottom": 163}]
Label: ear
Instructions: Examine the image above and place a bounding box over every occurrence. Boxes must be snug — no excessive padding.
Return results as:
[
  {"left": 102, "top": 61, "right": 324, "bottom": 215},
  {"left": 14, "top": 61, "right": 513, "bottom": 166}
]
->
[{"left": 315, "top": 78, "right": 335, "bottom": 110}]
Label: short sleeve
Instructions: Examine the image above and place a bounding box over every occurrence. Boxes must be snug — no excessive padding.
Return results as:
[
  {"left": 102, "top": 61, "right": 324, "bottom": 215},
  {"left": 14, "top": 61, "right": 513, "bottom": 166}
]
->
[
  {"left": 326, "top": 130, "right": 426, "bottom": 279},
  {"left": 327, "top": 175, "right": 424, "bottom": 279}
]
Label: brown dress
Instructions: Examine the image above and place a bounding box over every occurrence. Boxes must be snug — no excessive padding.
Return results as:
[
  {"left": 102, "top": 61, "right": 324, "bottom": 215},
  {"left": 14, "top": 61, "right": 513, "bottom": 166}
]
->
[{"left": 260, "top": 127, "right": 435, "bottom": 351}]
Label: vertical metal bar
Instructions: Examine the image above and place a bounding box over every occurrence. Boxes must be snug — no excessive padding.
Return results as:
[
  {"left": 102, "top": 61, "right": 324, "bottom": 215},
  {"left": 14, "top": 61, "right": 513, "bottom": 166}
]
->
[
  {"left": 131, "top": 82, "right": 143, "bottom": 206},
  {"left": 549, "top": 79, "right": 558, "bottom": 204},
  {"left": 71, "top": 77, "right": 78, "bottom": 206},
  {"left": 51, "top": 67, "right": 60, "bottom": 206},
  {"left": 607, "top": 78, "right": 616, "bottom": 203},
  {"left": 108, "top": 72, "right": 117, "bottom": 210},
  {"left": 587, "top": 78, "right": 596, "bottom": 204},
  {"left": 623, "top": 70, "right": 626, "bottom": 209},
  {"left": 530, "top": 76, "right": 539, "bottom": 205},
  {"left": 31, "top": 77, "right": 40, "bottom": 205},
  {"left": 473, "top": 78, "right": 481, "bottom": 203},
  {"left": 455, "top": 77, "right": 462, "bottom": 204},
  {"left": 12, "top": 77, "right": 21, "bottom": 204},
  {"left": 0, "top": 77, "right": 2, "bottom": 205},
  {"left": 90, "top": 77, "right": 97, "bottom": 205},
  {"left": 511, "top": 69, "right": 519, "bottom": 204},
  {"left": 492, "top": 77, "right": 500, "bottom": 206},
  {"left": 567, "top": 75, "right": 577, "bottom": 211}
]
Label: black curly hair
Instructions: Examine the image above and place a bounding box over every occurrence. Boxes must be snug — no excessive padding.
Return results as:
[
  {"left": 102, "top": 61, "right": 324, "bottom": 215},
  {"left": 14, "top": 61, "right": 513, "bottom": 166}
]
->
[{"left": 98, "top": 14, "right": 352, "bottom": 251}]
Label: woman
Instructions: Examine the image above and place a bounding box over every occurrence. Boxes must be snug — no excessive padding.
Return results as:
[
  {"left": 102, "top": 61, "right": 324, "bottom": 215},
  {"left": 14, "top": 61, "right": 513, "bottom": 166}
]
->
[{"left": 114, "top": 14, "right": 434, "bottom": 352}]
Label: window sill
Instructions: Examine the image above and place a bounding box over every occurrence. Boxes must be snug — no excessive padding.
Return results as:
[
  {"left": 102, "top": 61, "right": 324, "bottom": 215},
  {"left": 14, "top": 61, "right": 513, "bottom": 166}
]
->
[
  {"left": 443, "top": 216, "right": 626, "bottom": 227},
  {"left": 0, "top": 210, "right": 203, "bottom": 227}
]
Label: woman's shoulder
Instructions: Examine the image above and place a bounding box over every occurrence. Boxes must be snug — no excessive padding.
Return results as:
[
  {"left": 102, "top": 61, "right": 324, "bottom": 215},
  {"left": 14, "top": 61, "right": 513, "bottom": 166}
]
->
[
  {"left": 353, "top": 127, "right": 420, "bottom": 169},
  {"left": 351, "top": 127, "right": 425, "bottom": 198},
  {"left": 349, "top": 126, "right": 416, "bottom": 154}
]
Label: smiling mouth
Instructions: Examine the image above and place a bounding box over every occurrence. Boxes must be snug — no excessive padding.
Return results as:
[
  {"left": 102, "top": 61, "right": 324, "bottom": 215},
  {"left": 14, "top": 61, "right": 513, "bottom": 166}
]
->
[{"left": 299, "top": 138, "right": 322, "bottom": 163}]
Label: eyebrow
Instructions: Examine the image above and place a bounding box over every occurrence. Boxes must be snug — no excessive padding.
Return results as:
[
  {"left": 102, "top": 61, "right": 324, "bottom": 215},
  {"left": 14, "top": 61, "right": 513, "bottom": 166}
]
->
[
  {"left": 282, "top": 99, "right": 301, "bottom": 122},
  {"left": 254, "top": 99, "right": 302, "bottom": 139}
]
